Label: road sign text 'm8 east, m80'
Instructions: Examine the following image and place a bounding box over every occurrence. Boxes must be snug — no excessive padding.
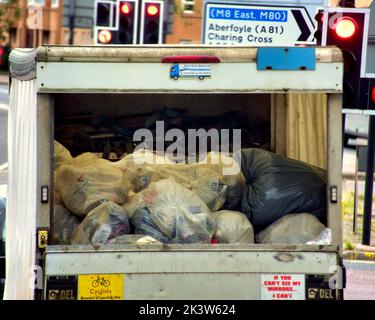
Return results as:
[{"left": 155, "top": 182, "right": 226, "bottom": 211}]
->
[
  {"left": 203, "top": 3, "right": 315, "bottom": 46},
  {"left": 209, "top": 7, "right": 288, "bottom": 22}
]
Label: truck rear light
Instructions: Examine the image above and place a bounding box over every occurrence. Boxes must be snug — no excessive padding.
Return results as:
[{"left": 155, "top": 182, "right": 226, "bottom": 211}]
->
[{"left": 162, "top": 56, "right": 221, "bottom": 63}]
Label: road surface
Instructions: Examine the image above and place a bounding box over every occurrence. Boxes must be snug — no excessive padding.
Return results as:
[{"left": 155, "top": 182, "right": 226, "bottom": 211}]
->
[{"left": 344, "top": 260, "right": 375, "bottom": 300}]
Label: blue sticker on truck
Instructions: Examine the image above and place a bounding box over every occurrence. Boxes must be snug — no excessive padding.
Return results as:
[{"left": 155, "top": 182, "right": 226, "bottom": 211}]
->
[{"left": 170, "top": 64, "right": 211, "bottom": 80}]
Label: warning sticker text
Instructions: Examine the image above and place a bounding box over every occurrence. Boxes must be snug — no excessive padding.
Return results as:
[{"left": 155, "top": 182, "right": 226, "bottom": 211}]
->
[{"left": 261, "top": 274, "right": 305, "bottom": 300}]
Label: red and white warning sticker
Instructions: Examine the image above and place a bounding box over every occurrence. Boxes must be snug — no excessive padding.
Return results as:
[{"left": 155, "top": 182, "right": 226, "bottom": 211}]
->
[{"left": 261, "top": 274, "right": 306, "bottom": 300}]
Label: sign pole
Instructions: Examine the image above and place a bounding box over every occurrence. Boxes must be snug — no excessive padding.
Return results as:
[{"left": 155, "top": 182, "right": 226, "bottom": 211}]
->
[
  {"left": 362, "top": 115, "right": 375, "bottom": 245},
  {"left": 69, "top": 0, "right": 76, "bottom": 45}
]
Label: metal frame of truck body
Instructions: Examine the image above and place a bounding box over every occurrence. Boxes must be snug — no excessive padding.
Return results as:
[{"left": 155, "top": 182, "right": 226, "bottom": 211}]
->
[{"left": 32, "top": 45, "right": 343, "bottom": 300}]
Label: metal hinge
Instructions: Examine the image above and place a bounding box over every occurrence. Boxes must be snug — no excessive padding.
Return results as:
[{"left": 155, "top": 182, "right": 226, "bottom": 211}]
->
[{"left": 34, "top": 265, "right": 43, "bottom": 290}]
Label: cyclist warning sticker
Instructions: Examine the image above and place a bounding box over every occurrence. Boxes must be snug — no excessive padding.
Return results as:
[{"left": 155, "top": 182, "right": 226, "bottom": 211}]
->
[
  {"left": 78, "top": 274, "right": 124, "bottom": 300},
  {"left": 261, "top": 274, "right": 305, "bottom": 300}
]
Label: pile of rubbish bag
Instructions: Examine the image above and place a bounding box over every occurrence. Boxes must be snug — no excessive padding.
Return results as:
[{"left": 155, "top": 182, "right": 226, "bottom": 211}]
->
[
  {"left": 240, "top": 148, "right": 327, "bottom": 232},
  {"left": 53, "top": 141, "right": 331, "bottom": 246},
  {"left": 256, "top": 213, "right": 331, "bottom": 245},
  {"left": 124, "top": 178, "right": 216, "bottom": 243},
  {"left": 71, "top": 201, "right": 131, "bottom": 245}
]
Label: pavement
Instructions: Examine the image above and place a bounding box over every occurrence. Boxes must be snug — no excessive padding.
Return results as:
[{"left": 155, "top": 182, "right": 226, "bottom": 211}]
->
[
  {"left": 343, "top": 260, "right": 375, "bottom": 300},
  {"left": 0, "top": 73, "right": 9, "bottom": 85},
  {"left": 344, "top": 245, "right": 375, "bottom": 261},
  {"left": 341, "top": 141, "right": 375, "bottom": 258}
]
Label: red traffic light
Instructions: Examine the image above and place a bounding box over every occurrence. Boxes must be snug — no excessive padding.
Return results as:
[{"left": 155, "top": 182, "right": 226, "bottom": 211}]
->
[
  {"left": 121, "top": 3, "right": 131, "bottom": 15},
  {"left": 146, "top": 4, "right": 159, "bottom": 16},
  {"left": 335, "top": 17, "right": 357, "bottom": 39},
  {"left": 98, "top": 30, "right": 112, "bottom": 44},
  {"left": 371, "top": 86, "right": 375, "bottom": 105}
]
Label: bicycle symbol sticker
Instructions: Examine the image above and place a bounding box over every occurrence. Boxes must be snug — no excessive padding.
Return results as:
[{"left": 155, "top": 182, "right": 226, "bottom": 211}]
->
[
  {"left": 78, "top": 274, "right": 124, "bottom": 300},
  {"left": 91, "top": 276, "right": 111, "bottom": 288}
]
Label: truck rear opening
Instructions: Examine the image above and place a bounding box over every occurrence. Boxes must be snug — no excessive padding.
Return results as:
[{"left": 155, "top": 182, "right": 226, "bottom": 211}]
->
[{"left": 5, "top": 46, "right": 344, "bottom": 300}]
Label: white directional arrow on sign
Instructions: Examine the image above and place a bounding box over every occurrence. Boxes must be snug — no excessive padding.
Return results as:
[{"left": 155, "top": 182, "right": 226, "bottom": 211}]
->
[{"left": 203, "top": 3, "right": 316, "bottom": 46}]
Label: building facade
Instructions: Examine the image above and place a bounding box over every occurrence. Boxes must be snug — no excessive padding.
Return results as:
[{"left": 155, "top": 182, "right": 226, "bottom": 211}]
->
[
  {"left": 61, "top": 0, "right": 93, "bottom": 45},
  {"left": 0, "top": 0, "right": 63, "bottom": 48},
  {"left": 165, "top": 0, "right": 202, "bottom": 43}
]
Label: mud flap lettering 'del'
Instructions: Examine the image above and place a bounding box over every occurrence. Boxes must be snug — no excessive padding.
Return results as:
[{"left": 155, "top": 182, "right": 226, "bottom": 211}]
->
[
  {"left": 306, "top": 275, "right": 340, "bottom": 300},
  {"left": 46, "top": 276, "right": 77, "bottom": 300}
]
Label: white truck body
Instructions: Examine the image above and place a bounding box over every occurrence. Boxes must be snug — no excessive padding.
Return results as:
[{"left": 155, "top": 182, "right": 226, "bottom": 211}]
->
[{"left": 5, "top": 45, "right": 344, "bottom": 300}]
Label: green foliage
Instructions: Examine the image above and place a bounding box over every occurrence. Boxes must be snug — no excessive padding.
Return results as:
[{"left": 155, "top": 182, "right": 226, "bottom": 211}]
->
[
  {"left": 0, "top": 0, "right": 24, "bottom": 45},
  {"left": 344, "top": 240, "right": 355, "bottom": 251}
]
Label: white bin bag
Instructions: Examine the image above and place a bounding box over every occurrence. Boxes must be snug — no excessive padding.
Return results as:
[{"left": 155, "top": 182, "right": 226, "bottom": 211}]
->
[{"left": 4, "top": 79, "right": 37, "bottom": 300}]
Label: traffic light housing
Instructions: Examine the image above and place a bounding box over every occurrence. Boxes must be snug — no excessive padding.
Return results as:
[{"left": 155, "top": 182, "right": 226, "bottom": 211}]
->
[
  {"left": 118, "top": 1, "right": 137, "bottom": 44},
  {"left": 364, "top": 79, "right": 375, "bottom": 111},
  {"left": 141, "top": 1, "right": 163, "bottom": 44},
  {"left": 321, "top": 9, "right": 369, "bottom": 109},
  {"left": 96, "top": 2, "right": 111, "bottom": 27},
  {"left": 314, "top": 9, "right": 324, "bottom": 45}
]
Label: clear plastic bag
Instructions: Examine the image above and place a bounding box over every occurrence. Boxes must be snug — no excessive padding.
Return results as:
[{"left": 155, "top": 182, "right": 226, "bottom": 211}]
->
[
  {"left": 123, "top": 165, "right": 155, "bottom": 193},
  {"left": 72, "top": 152, "right": 99, "bottom": 167},
  {"left": 255, "top": 213, "right": 327, "bottom": 244},
  {"left": 213, "top": 210, "right": 254, "bottom": 244},
  {"left": 53, "top": 190, "right": 63, "bottom": 205},
  {"left": 124, "top": 164, "right": 227, "bottom": 211},
  {"left": 54, "top": 140, "right": 73, "bottom": 169},
  {"left": 71, "top": 201, "right": 131, "bottom": 245},
  {"left": 55, "top": 163, "right": 129, "bottom": 216},
  {"left": 107, "top": 234, "right": 161, "bottom": 245},
  {"left": 111, "top": 149, "right": 174, "bottom": 171},
  {"left": 128, "top": 207, "right": 171, "bottom": 243},
  {"left": 306, "top": 228, "right": 332, "bottom": 245},
  {"left": 197, "top": 152, "right": 245, "bottom": 210},
  {"left": 53, "top": 205, "right": 81, "bottom": 244},
  {"left": 124, "top": 178, "right": 216, "bottom": 243}
]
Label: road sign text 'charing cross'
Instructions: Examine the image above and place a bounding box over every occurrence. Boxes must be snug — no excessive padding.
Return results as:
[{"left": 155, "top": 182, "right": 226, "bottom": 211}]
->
[{"left": 203, "top": 3, "right": 315, "bottom": 46}]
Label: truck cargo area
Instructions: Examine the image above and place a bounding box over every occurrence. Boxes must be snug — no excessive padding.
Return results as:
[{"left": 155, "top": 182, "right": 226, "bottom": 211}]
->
[
  {"left": 51, "top": 91, "right": 330, "bottom": 247},
  {"left": 53, "top": 92, "right": 271, "bottom": 157}
]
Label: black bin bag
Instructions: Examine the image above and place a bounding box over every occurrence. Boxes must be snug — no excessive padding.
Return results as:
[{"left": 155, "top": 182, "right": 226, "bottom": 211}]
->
[{"left": 240, "top": 148, "right": 327, "bottom": 232}]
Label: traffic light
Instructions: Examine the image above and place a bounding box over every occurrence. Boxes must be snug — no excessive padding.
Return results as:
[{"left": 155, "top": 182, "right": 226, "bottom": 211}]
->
[
  {"left": 118, "top": 1, "right": 137, "bottom": 44},
  {"left": 141, "top": 1, "right": 163, "bottom": 44},
  {"left": 0, "top": 46, "right": 10, "bottom": 71},
  {"left": 96, "top": 2, "right": 111, "bottom": 27},
  {"left": 367, "top": 79, "right": 375, "bottom": 111},
  {"left": 322, "top": 9, "right": 369, "bottom": 108},
  {"left": 97, "top": 29, "right": 114, "bottom": 45}
]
